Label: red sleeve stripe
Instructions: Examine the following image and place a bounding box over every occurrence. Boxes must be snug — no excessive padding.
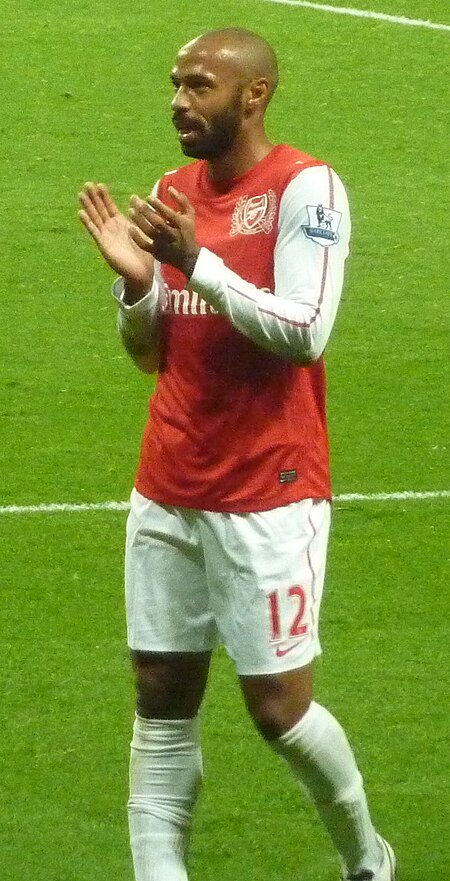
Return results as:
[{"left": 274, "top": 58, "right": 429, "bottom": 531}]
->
[
  {"left": 228, "top": 166, "right": 334, "bottom": 331},
  {"left": 328, "top": 164, "right": 335, "bottom": 209},
  {"left": 307, "top": 511, "right": 319, "bottom": 632},
  {"left": 228, "top": 286, "right": 328, "bottom": 327}
]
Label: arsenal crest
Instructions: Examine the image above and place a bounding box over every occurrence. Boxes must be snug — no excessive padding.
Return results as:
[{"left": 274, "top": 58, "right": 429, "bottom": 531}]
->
[{"left": 230, "top": 190, "right": 277, "bottom": 236}]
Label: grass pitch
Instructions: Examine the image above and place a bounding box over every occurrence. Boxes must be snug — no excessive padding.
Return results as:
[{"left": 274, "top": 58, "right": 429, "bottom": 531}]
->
[{"left": 1, "top": 1, "right": 449, "bottom": 879}]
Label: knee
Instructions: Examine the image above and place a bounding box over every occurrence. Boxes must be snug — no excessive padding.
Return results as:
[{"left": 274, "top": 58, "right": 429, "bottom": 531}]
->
[
  {"left": 131, "top": 651, "right": 210, "bottom": 719},
  {"left": 242, "top": 672, "right": 313, "bottom": 741},
  {"left": 134, "top": 659, "right": 178, "bottom": 718},
  {"left": 250, "top": 693, "right": 312, "bottom": 741}
]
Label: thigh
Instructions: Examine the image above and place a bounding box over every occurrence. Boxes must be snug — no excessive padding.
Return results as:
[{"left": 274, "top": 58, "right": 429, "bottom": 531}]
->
[
  {"left": 202, "top": 499, "right": 330, "bottom": 676},
  {"left": 125, "top": 489, "right": 219, "bottom": 653}
]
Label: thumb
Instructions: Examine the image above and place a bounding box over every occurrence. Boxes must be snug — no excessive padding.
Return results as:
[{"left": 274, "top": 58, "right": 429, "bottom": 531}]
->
[{"left": 168, "top": 186, "right": 194, "bottom": 218}]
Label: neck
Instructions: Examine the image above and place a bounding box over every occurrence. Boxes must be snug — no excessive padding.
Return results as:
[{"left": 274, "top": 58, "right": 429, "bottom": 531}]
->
[{"left": 207, "top": 131, "right": 274, "bottom": 182}]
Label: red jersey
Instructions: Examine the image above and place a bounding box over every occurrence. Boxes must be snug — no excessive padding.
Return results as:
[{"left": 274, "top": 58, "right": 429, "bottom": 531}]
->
[{"left": 132, "top": 144, "right": 350, "bottom": 512}]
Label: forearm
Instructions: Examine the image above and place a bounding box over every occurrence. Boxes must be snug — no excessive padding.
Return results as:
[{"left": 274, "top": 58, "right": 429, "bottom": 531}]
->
[
  {"left": 189, "top": 248, "right": 340, "bottom": 365},
  {"left": 113, "top": 276, "right": 163, "bottom": 373}
]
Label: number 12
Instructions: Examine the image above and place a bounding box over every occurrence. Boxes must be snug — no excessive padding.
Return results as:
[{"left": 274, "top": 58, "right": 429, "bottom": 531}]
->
[{"left": 268, "top": 586, "right": 308, "bottom": 642}]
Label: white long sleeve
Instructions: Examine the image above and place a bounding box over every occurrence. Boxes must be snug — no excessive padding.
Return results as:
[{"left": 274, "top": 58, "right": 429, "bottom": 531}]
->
[
  {"left": 112, "top": 271, "right": 162, "bottom": 346},
  {"left": 112, "top": 261, "right": 165, "bottom": 373},
  {"left": 189, "top": 165, "right": 351, "bottom": 363}
]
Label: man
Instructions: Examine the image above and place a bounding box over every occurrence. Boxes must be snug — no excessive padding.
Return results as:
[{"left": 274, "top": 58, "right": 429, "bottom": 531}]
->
[{"left": 79, "top": 27, "right": 395, "bottom": 881}]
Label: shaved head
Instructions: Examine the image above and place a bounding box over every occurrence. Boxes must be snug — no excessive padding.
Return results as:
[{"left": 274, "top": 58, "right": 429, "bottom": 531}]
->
[
  {"left": 171, "top": 27, "right": 278, "bottom": 163},
  {"left": 179, "top": 28, "right": 279, "bottom": 104}
]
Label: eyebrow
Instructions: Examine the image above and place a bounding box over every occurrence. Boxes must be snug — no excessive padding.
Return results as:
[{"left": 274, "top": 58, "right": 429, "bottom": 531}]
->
[{"left": 170, "top": 69, "right": 216, "bottom": 87}]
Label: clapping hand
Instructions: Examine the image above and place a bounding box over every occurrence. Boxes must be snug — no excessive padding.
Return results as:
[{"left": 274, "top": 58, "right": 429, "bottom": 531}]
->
[
  {"left": 128, "top": 186, "right": 200, "bottom": 279},
  {"left": 79, "top": 183, "right": 154, "bottom": 299}
]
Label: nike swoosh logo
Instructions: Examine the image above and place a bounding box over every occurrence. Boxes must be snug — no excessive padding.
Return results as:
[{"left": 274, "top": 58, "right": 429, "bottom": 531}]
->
[{"left": 276, "top": 641, "right": 302, "bottom": 658}]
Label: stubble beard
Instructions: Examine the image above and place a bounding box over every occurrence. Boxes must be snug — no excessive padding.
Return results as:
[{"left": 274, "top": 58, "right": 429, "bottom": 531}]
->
[{"left": 179, "top": 92, "right": 243, "bottom": 160}]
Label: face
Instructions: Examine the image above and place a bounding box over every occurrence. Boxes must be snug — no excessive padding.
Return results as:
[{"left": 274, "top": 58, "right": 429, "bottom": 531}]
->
[{"left": 170, "top": 45, "right": 246, "bottom": 159}]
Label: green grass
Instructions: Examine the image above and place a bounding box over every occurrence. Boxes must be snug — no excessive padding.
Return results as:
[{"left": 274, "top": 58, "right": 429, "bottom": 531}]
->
[{"left": 0, "top": 1, "right": 449, "bottom": 879}]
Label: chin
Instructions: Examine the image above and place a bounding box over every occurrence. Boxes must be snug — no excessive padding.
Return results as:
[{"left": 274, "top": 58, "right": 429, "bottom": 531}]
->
[
  {"left": 179, "top": 141, "right": 217, "bottom": 160},
  {"left": 178, "top": 134, "right": 229, "bottom": 161},
  {"left": 180, "top": 144, "right": 204, "bottom": 158}
]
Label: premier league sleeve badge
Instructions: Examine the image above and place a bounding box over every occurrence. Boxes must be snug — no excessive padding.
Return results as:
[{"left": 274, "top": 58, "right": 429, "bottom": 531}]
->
[{"left": 302, "top": 204, "right": 342, "bottom": 246}]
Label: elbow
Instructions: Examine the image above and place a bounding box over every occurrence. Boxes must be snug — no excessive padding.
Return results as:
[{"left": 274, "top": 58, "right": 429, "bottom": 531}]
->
[
  {"left": 297, "top": 352, "right": 321, "bottom": 366},
  {"left": 134, "top": 353, "right": 160, "bottom": 374},
  {"left": 292, "top": 333, "right": 325, "bottom": 366},
  {"left": 306, "top": 343, "right": 325, "bottom": 364},
  {"left": 294, "top": 350, "right": 323, "bottom": 367},
  {"left": 122, "top": 338, "right": 161, "bottom": 374}
]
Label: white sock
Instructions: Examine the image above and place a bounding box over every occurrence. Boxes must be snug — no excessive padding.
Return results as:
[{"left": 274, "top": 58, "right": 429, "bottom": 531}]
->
[
  {"left": 271, "top": 702, "right": 380, "bottom": 876},
  {"left": 128, "top": 715, "right": 203, "bottom": 881}
]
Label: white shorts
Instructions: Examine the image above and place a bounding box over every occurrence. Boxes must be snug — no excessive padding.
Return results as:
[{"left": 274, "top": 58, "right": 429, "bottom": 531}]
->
[{"left": 125, "top": 489, "right": 331, "bottom": 676}]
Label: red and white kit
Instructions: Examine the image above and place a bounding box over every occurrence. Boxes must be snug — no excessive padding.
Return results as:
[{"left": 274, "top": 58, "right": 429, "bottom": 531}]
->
[
  {"left": 117, "top": 143, "right": 391, "bottom": 881},
  {"left": 115, "top": 143, "right": 351, "bottom": 671},
  {"left": 116, "top": 143, "right": 350, "bottom": 513}
]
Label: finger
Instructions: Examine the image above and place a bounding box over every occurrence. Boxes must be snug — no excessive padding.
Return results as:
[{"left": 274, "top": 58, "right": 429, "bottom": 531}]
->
[
  {"left": 146, "top": 195, "right": 179, "bottom": 226},
  {"left": 128, "top": 205, "right": 170, "bottom": 241},
  {"left": 168, "top": 186, "right": 195, "bottom": 218},
  {"left": 130, "top": 197, "right": 178, "bottom": 241},
  {"left": 128, "top": 204, "right": 156, "bottom": 238},
  {"left": 79, "top": 187, "right": 104, "bottom": 231},
  {"left": 83, "top": 181, "right": 111, "bottom": 223},
  {"left": 129, "top": 194, "right": 160, "bottom": 226},
  {"left": 128, "top": 224, "right": 155, "bottom": 253},
  {"left": 97, "top": 183, "right": 119, "bottom": 219},
  {"left": 79, "top": 209, "right": 101, "bottom": 243}
]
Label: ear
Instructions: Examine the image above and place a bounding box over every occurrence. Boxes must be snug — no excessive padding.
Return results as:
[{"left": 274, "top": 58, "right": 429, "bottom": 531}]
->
[{"left": 244, "top": 77, "right": 271, "bottom": 115}]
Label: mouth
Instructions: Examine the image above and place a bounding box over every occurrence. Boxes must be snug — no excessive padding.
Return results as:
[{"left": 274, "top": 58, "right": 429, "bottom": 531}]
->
[
  {"left": 178, "top": 130, "right": 200, "bottom": 145},
  {"left": 173, "top": 118, "right": 203, "bottom": 140}
]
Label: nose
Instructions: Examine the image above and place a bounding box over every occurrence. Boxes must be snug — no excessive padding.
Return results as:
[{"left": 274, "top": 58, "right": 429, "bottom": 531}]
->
[{"left": 171, "top": 86, "right": 190, "bottom": 113}]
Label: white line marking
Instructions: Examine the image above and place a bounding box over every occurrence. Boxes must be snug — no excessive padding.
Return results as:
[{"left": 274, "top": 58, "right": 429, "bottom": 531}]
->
[
  {"left": 263, "top": 0, "right": 450, "bottom": 32},
  {"left": 0, "top": 501, "right": 131, "bottom": 515},
  {"left": 335, "top": 490, "right": 450, "bottom": 502},
  {"left": 0, "top": 490, "right": 448, "bottom": 515}
]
